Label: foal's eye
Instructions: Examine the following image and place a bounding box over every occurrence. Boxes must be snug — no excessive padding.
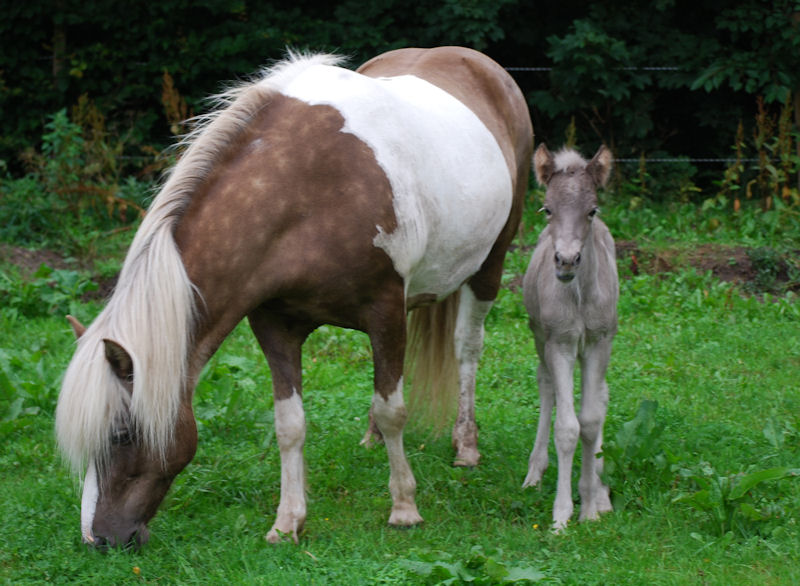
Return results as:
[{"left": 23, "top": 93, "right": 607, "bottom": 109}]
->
[
  {"left": 539, "top": 207, "right": 552, "bottom": 217},
  {"left": 588, "top": 207, "right": 599, "bottom": 218}
]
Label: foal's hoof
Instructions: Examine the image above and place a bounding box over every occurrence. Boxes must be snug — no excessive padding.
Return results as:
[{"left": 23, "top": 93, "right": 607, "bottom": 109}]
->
[
  {"left": 388, "top": 504, "right": 423, "bottom": 527},
  {"left": 453, "top": 446, "right": 480, "bottom": 468},
  {"left": 265, "top": 528, "right": 299, "bottom": 544}
]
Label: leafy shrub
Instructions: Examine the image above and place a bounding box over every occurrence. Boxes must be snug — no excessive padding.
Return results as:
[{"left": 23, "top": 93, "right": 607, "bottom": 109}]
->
[
  {"left": 601, "top": 400, "right": 676, "bottom": 511},
  {"left": 674, "top": 463, "right": 799, "bottom": 537},
  {"left": 1, "top": 108, "right": 151, "bottom": 253},
  {"left": 0, "top": 264, "right": 96, "bottom": 318}
]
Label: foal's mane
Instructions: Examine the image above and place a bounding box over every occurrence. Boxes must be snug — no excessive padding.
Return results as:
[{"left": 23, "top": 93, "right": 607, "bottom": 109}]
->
[
  {"left": 553, "top": 149, "right": 588, "bottom": 174},
  {"left": 56, "top": 52, "right": 344, "bottom": 471}
]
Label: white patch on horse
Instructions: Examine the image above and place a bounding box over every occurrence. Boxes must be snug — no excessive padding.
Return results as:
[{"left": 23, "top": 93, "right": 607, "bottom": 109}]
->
[
  {"left": 267, "top": 388, "right": 306, "bottom": 543},
  {"left": 80, "top": 460, "right": 99, "bottom": 544},
  {"left": 280, "top": 65, "right": 513, "bottom": 299},
  {"left": 370, "top": 378, "right": 423, "bottom": 526}
]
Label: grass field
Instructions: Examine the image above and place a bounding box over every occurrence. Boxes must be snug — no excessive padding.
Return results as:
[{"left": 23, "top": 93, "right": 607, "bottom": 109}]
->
[{"left": 1, "top": 197, "right": 799, "bottom": 584}]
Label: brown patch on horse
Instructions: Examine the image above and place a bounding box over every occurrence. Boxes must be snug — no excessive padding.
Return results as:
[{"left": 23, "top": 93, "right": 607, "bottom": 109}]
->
[{"left": 174, "top": 95, "right": 403, "bottom": 397}]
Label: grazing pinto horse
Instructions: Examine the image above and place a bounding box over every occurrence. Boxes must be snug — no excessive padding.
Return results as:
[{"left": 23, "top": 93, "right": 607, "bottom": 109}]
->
[
  {"left": 522, "top": 145, "right": 617, "bottom": 530},
  {"left": 56, "top": 47, "right": 533, "bottom": 548}
]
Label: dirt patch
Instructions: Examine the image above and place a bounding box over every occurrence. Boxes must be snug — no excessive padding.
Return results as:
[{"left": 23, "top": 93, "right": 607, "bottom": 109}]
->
[
  {"left": 0, "top": 244, "right": 76, "bottom": 275},
  {"left": 0, "top": 244, "right": 116, "bottom": 300},
  {"left": 616, "top": 241, "right": 757, "bottom": 286}
]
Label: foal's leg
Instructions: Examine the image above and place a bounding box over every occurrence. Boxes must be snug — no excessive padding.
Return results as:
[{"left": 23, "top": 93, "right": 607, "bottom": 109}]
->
[
  {"left": 451, "top": 284, "right": 494, "bottom": 467},
  {"left": 248, "top": 311, "right": 310, "bottom": 544},
  {"left": 366, "top": 297, "right": 423, "bottom": 527},
  {"left": 544, "top": 340, "right": 579, "bottom": 530},
  {"left": 577, "top": 337, "right": 613, "bottom": 521},
  {"left": 523, "top": 358, "right": 554, "bottom": 488}
]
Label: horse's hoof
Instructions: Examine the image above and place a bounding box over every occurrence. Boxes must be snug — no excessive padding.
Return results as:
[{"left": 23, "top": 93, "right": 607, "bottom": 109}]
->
[{"left": 359, "top": 429, "right": 384, "bottom": 448}]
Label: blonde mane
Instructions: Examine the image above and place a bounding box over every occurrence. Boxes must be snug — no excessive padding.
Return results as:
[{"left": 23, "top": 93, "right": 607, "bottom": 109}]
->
[{"left": 56, "top": 52, "right": 345, "bottom": 472}]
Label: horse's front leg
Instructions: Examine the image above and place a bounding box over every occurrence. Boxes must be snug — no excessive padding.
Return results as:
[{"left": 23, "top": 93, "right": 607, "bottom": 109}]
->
[
  {"left": 248, "top": 310, "right": 311, "bottom": 544},
  {"left": 545, "top": 340, "right": 579, "bottom": 531},
  {"left": 523, "top": 359, "right": 554, "bottom": 488},
  {"left": 452, "top": 285, "right": 494, "bottom": 467},
  {"left": 578, "top": 336, "right": 613, "bottom": 522},
  {"left": 367, "top": 296, "right": 423, "bottom": 527}
]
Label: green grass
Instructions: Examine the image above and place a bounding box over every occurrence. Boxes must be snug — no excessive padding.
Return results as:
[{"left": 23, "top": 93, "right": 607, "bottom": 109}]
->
[{"left": 2, "top": 199, "right": 800, "bottom": 584}]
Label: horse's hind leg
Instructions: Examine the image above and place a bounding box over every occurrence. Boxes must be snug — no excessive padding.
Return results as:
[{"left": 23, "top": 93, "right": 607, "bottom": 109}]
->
[
  {"left": 452, "top": 284, "right": 494, "bottom": 467},
  {"left": 247, "top": 309, "right": 312, "bottom": 544},
  {"left": 577, "top": 338, "right": 613, "bottom": 521},
  {"left": 366, "top": 295, "right": 423, "bottom": 527}
]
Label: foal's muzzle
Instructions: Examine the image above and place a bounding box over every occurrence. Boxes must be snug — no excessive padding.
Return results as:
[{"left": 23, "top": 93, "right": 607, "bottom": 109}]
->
[{"left": 555, "top": 251, "right": 581, "bottom": 282}]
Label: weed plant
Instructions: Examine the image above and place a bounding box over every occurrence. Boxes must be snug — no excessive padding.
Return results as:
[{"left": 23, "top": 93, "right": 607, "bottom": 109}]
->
[
  {"left": 1, "top": 195, "right": 799, "bottom": 583},
  {"left": 0, "top": 108, "right": 153, "bottom": 255}
]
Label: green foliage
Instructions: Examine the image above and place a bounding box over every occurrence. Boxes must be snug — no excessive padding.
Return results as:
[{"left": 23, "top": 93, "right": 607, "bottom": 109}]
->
[
  {"left": 0, "top": 339, "right": 61, "bottom": 434},
  {"left": 691, "top": 1, "right": 800, "bottom": 104},
  {"left": 747, "top": 246, "right": 800, "bottom": 293},
  {"left": 0, "top": 107, "right": 151, "bottom": 253},
  {"left": 399, "top": 546, "right": 546, "bottom": 584},
  {"left": 532, "top": 19, "right": 654, "bottom": 148},
  {"left": 675, "top": 464, "right": 799, "bottom": 537},
  {"left": 0, "top": 264, "right": 96, "bottom": 319},
  {"left": 601, "top": 400, "right": 674, "bottom": 510}
]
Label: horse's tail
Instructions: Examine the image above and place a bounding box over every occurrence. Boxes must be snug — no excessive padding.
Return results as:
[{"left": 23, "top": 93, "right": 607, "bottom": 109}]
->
[{"left": 405, "top": 290, "right": 460, "bottom": 433}]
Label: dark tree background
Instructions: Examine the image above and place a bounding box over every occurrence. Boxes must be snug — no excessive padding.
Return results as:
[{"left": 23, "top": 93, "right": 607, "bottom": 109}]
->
[{"left": 2, "top": 0, "right": 799, "bottom": 178}]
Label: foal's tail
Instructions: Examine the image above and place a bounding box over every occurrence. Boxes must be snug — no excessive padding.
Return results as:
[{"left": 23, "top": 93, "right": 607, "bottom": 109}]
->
[{"left": 405, "top": 291, "right": 461, "bottom": 433}]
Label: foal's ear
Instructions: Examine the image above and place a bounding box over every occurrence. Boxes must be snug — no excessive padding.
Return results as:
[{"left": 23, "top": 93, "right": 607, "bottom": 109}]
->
[
  {"left": 103, "top": 339, "right": 134, "bottom": 382},
  {"left": 533, "top": 144, "right": 555, "bottom": 186},
  {"left": 587, "top": 145, "right": 613, "bottom": 188},
  {"left": 66, "top": 315, "right": 87, "bottom": 339}
]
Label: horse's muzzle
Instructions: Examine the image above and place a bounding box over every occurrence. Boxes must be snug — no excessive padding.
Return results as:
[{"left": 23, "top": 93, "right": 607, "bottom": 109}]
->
[{"left": 86, "top": 524, "right": 150, "bottom": 551}]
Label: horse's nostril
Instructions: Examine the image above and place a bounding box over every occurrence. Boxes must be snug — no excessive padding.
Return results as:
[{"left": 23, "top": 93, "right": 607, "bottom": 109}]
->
[
  {"left": 90, "top": 535, "right": 110, "bottom": 551},
  {"left": 554, "top": 252, "right": 562, "bottom": 265},
  {"left": 575, "top": 253, "right": 581, "bottom": 265}
]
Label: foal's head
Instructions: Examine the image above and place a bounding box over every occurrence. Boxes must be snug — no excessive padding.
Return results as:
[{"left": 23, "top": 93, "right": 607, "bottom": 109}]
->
[
  {"left": 66, "top": 317, "right": 198, "bottom": 549},
  {"left": 533, "top": 144, "right": 613, "bottom": 282}
]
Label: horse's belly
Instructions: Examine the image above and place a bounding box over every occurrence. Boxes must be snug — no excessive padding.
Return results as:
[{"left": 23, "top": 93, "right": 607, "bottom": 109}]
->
[{"left": 282, "top": 66, "right": 513, "bottom": 299}]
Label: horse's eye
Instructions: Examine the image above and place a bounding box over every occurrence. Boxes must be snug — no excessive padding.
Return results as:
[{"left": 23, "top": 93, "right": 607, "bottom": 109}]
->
[
  {"left": 588, "top": 207, "right": 599, "bottom": 218},
  {"left": 539, "top": 206, "right": 552, "bottom": 217},
  {"left": 112, "top": 429, "right": 132, "bottom": 446}
]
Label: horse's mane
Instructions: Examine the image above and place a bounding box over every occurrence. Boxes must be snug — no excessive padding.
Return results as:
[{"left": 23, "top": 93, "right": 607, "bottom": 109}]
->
[{"left": 56, "top": 51, "right": 345, "bottom": 472}]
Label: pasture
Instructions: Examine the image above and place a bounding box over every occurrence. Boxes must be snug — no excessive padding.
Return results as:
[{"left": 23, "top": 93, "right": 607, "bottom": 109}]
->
[{"left": 1, "top": 196, "right": 799, "bottom": 583}]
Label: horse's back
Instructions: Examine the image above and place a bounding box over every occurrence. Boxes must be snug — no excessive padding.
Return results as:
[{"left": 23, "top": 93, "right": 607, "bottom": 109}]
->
[{"left": 357, "top": 47, "right": 532, "bottom": 181}]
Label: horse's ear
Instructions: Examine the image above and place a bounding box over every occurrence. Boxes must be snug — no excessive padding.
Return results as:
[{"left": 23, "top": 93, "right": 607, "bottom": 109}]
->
[
  {"left": 66, "top": 315, "right": 86, "bottom": 339},
  {"left": 533, "top": 144, "right": 555, "bottom": 186},
  {"left": 103, "top": 339, "right": 133, "bottom": 382},
  {"left": 587, "top": 145, "right": 613, "bottom": 188}
]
